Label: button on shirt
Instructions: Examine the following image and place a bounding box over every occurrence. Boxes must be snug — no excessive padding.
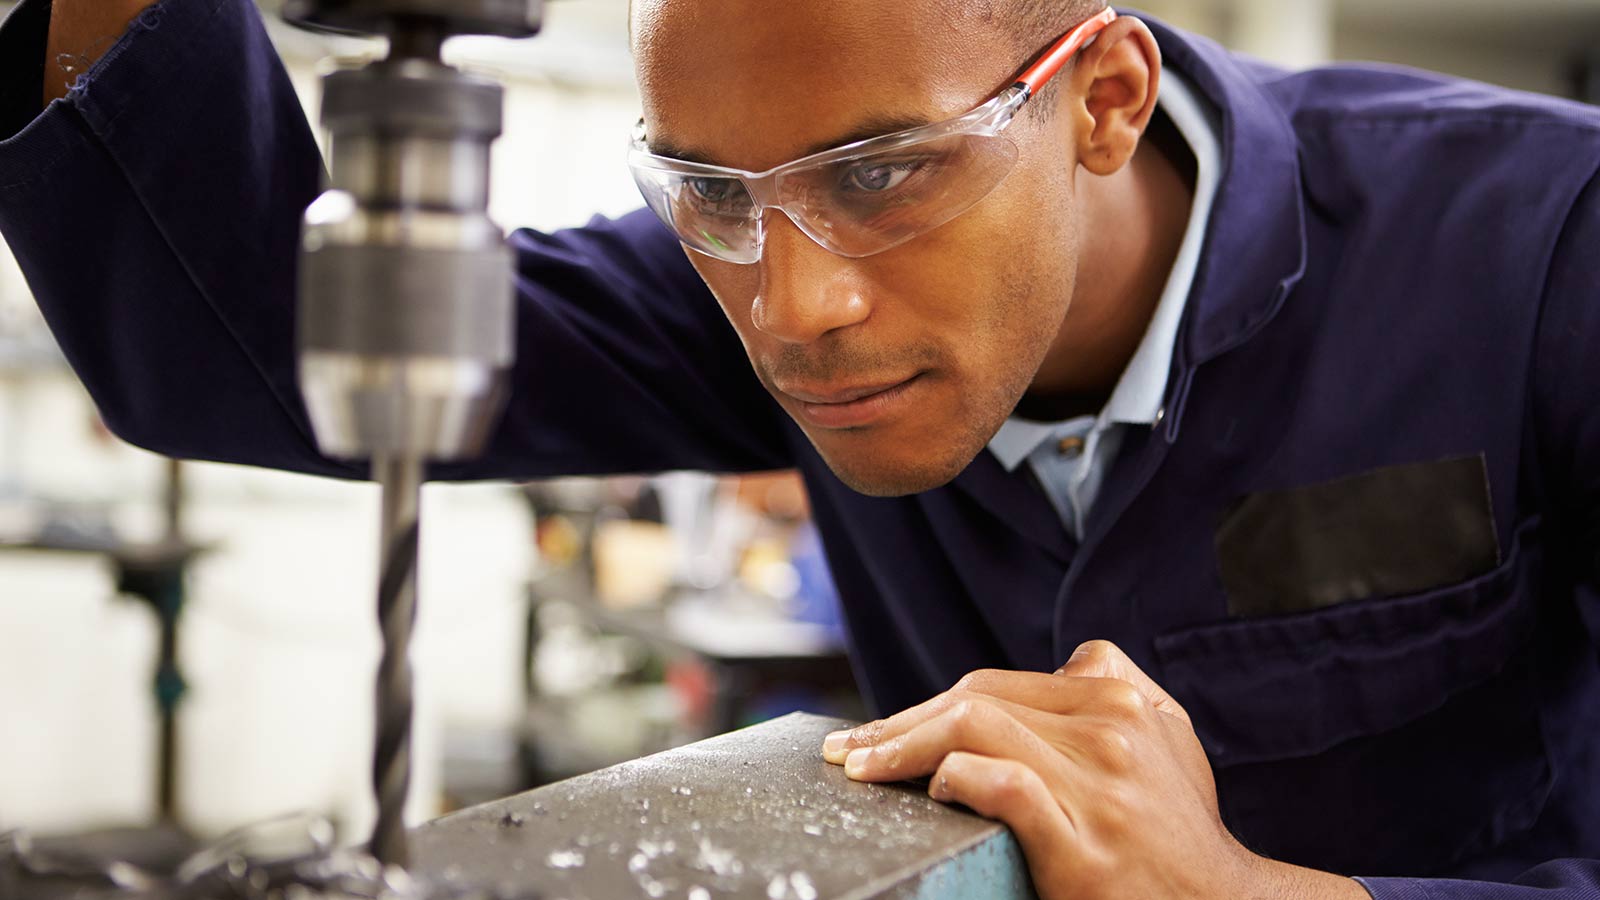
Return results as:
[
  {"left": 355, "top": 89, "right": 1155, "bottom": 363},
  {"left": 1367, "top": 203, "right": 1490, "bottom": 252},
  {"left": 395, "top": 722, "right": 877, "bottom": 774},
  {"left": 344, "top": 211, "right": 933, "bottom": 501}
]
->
[{"left": 987, "top": 71, "right": 1223, "bottom": 539}]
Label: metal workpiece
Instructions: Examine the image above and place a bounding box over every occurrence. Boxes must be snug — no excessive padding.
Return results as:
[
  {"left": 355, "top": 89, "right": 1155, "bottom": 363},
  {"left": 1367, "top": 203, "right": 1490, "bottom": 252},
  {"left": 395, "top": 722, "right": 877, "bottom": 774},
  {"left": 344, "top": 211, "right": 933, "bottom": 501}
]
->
[{"left": 411, "top": 713, "right": 1040, "bottom": 900}]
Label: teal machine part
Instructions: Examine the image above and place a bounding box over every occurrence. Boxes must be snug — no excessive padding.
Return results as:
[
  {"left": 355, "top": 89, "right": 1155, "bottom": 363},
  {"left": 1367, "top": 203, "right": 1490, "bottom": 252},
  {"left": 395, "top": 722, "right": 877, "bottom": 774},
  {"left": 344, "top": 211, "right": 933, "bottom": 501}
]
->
[{"left": 411, "top": 712, "right": 1039, "bottom": 899}]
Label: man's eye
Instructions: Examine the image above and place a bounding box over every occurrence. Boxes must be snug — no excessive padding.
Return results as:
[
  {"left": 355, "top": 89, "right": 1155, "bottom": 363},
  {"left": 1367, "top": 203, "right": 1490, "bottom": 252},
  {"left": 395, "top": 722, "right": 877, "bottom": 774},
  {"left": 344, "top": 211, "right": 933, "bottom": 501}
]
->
[
  {"left": 841, "top": 160, "right": 921, "bottom": 194},
  {"left": 686, "top": 177, "right": 737, "bottom": 203}
]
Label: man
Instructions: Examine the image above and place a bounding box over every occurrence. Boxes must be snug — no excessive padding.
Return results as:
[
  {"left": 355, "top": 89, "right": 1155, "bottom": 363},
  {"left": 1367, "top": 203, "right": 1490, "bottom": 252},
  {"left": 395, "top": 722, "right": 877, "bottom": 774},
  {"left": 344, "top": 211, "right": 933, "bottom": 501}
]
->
[{"left": 1, "top": 0, "right": 1597, "bottom": 896}]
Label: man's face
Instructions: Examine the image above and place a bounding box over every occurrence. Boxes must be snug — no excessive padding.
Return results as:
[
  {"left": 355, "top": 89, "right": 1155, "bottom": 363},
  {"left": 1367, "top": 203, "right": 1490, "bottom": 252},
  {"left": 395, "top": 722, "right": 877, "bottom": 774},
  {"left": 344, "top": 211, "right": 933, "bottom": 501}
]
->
[{"left": 634, "top": 0, "right": 1084, "bottom": 496}]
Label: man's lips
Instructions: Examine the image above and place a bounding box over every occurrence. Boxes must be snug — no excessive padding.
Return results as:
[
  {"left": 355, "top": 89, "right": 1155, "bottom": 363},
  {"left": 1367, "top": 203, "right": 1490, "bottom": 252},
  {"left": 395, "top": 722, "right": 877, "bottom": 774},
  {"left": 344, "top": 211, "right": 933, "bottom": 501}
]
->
[
  {"left": 777, "top": 378, "right": 916, "bottom": 405},
  {"left": 777, "top": 374, "right": 925, "bottom": 429}
]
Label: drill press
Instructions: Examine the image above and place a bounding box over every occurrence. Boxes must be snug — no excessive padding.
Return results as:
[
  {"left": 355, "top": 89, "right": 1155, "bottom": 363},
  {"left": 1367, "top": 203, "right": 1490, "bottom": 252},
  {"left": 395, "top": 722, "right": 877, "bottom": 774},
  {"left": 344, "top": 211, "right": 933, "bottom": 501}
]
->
[{"left": 282, "top": 0, "right": 542, "bottom": 871}]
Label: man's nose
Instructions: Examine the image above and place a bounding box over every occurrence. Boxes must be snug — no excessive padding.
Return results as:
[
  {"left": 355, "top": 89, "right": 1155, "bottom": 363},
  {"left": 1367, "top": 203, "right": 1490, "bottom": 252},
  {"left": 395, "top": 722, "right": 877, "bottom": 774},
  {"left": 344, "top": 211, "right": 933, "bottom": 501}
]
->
[{"left": 751, "top": 214, "right": 872, "bottom": 345}]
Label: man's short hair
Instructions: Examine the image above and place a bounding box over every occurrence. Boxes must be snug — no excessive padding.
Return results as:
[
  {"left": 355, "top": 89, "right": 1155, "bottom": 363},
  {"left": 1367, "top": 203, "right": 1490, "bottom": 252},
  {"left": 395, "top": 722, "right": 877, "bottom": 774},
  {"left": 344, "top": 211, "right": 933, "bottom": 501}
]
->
[
  {"left": 997, "top": 0, "right": 1109, "bottom": 117},
  {"left": 1007, "top": 0, "right": 1110, "bottom": 50}
]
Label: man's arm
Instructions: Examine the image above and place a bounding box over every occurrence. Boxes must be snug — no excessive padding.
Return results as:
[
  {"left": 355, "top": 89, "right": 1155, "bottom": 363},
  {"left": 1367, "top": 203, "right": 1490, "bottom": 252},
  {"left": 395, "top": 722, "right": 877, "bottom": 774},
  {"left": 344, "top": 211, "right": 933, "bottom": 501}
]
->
[
  {"left": 0, "top": 0, "right": 791, "bottom": 481},
  {"left": 1531, "top": 161, "right": 1600, "bottom": 644},
  {"left": 1369, "top": 137, "right": 1600, "bottom": 897},
  {"left": 1346, "top": 161, "right": 1600, "bottom": 900}
]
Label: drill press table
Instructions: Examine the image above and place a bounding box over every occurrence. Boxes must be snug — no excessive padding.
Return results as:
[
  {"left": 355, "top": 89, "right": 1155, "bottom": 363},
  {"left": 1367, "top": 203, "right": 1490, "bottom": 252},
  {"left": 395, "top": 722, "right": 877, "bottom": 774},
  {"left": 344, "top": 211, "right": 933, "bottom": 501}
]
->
[{"left": 412, "top": 712, "right": 1037, "bottom": 900}]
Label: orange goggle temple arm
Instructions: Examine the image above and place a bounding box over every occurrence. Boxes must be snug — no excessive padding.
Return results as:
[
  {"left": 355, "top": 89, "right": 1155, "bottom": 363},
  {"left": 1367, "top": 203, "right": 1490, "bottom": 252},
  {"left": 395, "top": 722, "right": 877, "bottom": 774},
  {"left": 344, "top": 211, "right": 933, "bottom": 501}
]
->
[{"left": 1013, "top": 7, "right": 1119, "bottom": 98}]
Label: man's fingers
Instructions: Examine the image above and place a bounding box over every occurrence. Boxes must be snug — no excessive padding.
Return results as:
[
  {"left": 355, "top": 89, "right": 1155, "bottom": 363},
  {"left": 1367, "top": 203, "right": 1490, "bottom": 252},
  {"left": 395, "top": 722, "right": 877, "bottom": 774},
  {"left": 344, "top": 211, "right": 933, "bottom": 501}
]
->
[
  {"left": 1055, "top": 640, "right": 1192, "bottom": 726},
  {"left": 840, "top": 697, "right": 1066, "bottom": 784},
  {"left": 825, "top": 666, "right": 1139, "bottom": 755},
  {"left": 820, "top": 641, "right": 1190, "bottom": 765},
  {"left": 821, "top": 662, "right": 1168, "bottom": 764},
  {"left": 1059, "top": 643, "right": 1218, "bottom": 798},
  {"left": 928, "top": 752, "right": 1076, "bottom": 886},
  {"left": 823, "top": 691, "right": 954, "bottom": 764}
]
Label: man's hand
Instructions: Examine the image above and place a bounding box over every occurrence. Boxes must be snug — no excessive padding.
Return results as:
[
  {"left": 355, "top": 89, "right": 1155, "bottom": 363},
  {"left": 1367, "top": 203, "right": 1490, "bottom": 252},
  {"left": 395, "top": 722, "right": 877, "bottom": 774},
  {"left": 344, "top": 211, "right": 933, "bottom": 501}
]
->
[
  {"left": 45, "top": 0, "right": 158, "bottom": 105},
  {"left": 821, "top": 640, "right": 1368, "bottom": 900}
]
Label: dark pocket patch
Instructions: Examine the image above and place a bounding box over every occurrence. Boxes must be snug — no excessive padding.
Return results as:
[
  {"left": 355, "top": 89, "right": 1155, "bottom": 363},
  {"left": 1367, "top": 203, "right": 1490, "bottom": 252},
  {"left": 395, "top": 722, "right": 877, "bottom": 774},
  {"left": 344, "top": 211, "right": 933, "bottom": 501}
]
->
[{"left": 1215, "top": 455, "right": 1499, "bottom": 618}]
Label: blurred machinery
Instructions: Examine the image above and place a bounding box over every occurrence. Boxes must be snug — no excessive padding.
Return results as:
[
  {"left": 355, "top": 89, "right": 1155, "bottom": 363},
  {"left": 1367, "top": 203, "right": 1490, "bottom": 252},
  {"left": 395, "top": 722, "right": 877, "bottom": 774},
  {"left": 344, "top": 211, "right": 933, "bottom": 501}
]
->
[{"left": 513, "top": 474, "right": 862, "bottom": 792}]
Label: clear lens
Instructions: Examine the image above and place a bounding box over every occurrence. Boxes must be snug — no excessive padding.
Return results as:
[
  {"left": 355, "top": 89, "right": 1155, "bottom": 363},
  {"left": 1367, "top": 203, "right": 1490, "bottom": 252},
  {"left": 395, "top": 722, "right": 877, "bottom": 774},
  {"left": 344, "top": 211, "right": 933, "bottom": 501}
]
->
[
  {"left": 627, "top": 108, "right": 1023, "bottom": 263},
  {"left": 630, "top": 165, "right": 762, "bottom": 263},
  {"left": 779, "top": 133, "right": 1019, "bottom": 258}
]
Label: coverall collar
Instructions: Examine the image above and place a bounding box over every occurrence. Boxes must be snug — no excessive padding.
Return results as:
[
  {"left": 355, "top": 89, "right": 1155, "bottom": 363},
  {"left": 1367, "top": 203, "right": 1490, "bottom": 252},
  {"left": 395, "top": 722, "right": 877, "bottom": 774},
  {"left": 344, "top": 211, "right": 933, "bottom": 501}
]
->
[{"left": 1135, "top": 11, "right": 1311, "bottom": 370}]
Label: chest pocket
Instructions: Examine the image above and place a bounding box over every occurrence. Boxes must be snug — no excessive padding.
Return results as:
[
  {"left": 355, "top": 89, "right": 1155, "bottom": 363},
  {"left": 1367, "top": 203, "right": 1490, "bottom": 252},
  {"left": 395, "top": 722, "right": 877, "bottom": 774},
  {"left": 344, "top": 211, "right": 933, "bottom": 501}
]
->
[{"left": 1153, "top": 519, "right": 1550, "bottom": 876}]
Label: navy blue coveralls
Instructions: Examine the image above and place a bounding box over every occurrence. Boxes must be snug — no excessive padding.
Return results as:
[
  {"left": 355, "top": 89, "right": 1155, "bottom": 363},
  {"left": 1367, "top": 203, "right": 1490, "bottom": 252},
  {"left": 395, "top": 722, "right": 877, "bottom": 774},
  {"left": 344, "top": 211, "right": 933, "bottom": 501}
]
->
[{"left": 1, "top": 1, "right": 1598, "bottom": 895}]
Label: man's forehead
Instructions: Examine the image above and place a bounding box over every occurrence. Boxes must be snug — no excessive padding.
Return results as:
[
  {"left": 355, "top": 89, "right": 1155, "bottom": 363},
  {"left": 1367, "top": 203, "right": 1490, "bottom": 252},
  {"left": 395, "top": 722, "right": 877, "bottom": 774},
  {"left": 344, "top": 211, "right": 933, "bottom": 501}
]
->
[
  {"left": 630, "top": 0, "right": 992, "bottom": 43},
  {"left": 631, "top": 0, "right": 1013, "bottom": 171}
]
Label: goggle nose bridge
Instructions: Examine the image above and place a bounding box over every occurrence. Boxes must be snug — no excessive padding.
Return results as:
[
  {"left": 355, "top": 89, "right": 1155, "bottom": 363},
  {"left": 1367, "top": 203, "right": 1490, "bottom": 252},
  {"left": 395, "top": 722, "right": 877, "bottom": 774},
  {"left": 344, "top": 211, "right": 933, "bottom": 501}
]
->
[
  {"left": 739, "top": 173, "right": 839, "bottom": 259},
  {"left": 741, "top": 170, "right": 785, "bottom": 209}
]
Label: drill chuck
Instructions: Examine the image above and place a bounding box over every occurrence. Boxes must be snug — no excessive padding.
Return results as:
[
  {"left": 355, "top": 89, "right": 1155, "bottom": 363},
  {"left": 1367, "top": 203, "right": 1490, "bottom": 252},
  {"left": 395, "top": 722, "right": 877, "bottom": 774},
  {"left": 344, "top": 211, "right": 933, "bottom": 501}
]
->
[{"left": 298, "top": 59, "right": 514, "bottom": 461}]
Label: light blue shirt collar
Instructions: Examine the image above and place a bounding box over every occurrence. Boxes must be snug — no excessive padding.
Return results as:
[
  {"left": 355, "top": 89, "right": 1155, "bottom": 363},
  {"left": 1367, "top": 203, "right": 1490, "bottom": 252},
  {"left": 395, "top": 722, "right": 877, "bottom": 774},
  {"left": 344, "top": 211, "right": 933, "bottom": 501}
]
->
[
  {"left": 989, "top": 414, "right": 1092, "bottom": 471},
  {"left": 989, "top": 69, "right": 1222, "bottom": 473}
]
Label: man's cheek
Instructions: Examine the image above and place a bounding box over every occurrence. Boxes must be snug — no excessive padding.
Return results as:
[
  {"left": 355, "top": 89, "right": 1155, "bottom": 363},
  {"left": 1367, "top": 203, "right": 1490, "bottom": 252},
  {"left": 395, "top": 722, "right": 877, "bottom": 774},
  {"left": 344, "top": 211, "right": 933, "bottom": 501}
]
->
[
  {"left": 690, "top": 255, "right": 759, "bottom": 314},
  {"left": 698, "top": 280, "right": 764, "bottom": 358}
]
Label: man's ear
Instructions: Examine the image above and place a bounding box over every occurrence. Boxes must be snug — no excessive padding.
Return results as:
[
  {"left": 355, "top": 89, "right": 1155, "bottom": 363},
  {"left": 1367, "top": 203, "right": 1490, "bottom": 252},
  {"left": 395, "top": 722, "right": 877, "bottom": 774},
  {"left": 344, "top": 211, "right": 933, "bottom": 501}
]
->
[{"left": 1060, "top": 16, "right": 1162, "bottom": 176}]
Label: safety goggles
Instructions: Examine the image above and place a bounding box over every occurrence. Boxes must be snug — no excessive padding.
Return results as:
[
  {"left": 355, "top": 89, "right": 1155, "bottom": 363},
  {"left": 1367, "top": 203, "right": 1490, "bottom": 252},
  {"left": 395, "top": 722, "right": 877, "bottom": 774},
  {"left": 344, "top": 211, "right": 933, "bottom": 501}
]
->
[{"left": 627, "top": 7, "right": 1118, "bottom": 264}]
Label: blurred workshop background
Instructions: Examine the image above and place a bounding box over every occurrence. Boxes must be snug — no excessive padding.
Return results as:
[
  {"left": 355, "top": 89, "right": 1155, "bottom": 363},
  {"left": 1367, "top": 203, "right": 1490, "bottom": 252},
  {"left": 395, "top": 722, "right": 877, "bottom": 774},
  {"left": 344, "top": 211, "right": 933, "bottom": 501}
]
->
[{"left": 0, "top": 0, "right": 1597, "bottom": 850}]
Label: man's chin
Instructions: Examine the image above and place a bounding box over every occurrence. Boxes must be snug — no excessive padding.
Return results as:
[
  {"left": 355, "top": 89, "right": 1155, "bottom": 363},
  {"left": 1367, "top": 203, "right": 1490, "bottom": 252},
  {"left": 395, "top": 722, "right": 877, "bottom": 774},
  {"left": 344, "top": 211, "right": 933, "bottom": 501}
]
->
[{"left": 813, "top": 445, "right": 974, "bottom": 498}]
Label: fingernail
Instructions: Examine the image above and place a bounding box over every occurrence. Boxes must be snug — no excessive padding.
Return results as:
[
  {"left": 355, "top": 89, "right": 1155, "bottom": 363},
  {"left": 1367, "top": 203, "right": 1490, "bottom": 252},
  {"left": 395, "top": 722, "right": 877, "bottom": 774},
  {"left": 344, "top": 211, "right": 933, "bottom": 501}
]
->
[
  {"left": 822, "top": 730, "right": 851, "bottom": 763},
  {"left": 844, "top": 746, "right": 873, "bottom": 779}
]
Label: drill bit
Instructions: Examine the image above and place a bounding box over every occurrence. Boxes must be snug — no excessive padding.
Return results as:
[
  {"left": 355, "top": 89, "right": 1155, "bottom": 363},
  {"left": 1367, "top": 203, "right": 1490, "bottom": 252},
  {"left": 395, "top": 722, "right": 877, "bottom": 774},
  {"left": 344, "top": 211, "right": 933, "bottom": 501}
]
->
[{"left": 370, "top": 455, "right": 423, "bottom": 869}]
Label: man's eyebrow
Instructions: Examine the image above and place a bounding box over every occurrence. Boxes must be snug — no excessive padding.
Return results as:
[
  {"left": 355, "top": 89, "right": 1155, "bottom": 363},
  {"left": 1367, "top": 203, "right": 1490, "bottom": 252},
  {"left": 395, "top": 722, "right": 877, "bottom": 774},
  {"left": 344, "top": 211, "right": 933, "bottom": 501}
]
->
[{"left": 647, "top": 112, "right": 939, "bottom": 169}]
